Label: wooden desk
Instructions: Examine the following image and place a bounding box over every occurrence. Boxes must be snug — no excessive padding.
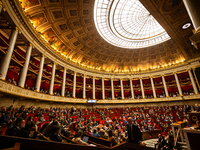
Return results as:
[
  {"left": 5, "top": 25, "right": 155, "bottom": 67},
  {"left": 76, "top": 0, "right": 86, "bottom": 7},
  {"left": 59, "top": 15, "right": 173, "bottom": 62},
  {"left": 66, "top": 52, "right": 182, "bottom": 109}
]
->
[{"left": 183, "top": 129, "right": 200, "bottom": 150}]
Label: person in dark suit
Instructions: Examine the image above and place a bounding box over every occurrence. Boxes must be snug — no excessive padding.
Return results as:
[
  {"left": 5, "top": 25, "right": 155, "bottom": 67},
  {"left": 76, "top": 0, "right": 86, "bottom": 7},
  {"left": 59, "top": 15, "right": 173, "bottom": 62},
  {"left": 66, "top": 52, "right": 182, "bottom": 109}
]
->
[
  {"left": 49, "top": 125, "right": 62, "bottom": 142},
  {"left": 126, "top": 117, "right": 142, "bottom": 144},
  {"left": 5, "top": 117, "right": 25, "bottom": 136}
]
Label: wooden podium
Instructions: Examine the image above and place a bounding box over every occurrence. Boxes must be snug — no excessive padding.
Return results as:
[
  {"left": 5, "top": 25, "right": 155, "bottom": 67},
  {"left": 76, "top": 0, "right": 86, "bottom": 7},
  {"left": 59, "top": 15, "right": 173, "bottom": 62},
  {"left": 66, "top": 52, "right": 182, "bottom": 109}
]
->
[
  {"left": 188, "top": 112, "right": 200, "bottom": 125},
  {"left": 171, "top": 121, "right": 187, "bottom": 142},
  {"left": 183, "top": 129, "right": 200, "bottom": 150}
]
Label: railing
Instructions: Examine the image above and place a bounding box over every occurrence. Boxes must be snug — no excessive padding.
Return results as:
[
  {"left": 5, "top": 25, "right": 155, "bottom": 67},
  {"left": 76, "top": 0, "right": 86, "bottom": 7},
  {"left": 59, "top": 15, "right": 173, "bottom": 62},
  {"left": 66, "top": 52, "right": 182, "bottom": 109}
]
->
[{"left": 0, "top": 80, "right": 199, "bottom": 104}]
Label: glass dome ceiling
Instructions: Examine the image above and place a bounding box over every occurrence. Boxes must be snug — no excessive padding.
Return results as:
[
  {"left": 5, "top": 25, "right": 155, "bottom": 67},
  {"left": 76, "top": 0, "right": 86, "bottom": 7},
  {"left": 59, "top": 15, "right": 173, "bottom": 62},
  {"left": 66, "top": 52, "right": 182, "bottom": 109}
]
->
[{"left": 94, "top": 0, "right": 171, "bottom": 49}]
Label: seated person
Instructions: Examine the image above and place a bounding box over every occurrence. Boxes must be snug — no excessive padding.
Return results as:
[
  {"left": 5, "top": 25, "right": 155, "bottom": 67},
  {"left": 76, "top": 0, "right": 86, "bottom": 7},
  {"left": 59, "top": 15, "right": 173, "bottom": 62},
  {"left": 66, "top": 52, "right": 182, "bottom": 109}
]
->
[
  {"left": 107, "top": 130, "right": 118, "bottom": 147},
  {"left": 49, "top": 125, "right": 62, "bottom": 142},
  {"left": 195, "top": 121, "right": 200, "bottom": 130},
  {"left": 72, "top": 131, "right": 88, "bottom": 145},
  {"left": 42, "top": 120, "right": 60, "bottom": 137},
  {"left": 19, "top": 121, "right": 39, "bottom": 138},
  {"left": 91, "top": 128, "right": 100, "bottom": 138},
  {"left": 5, "top": 117, "right": 25, "bottom": 136}
]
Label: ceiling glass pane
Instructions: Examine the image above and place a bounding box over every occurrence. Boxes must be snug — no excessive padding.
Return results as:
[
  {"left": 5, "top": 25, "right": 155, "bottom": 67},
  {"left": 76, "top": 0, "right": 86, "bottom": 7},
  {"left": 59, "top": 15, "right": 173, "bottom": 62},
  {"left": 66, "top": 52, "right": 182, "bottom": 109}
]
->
[{"left": 94, "top": 0, "right": 170, "bottom": 49}]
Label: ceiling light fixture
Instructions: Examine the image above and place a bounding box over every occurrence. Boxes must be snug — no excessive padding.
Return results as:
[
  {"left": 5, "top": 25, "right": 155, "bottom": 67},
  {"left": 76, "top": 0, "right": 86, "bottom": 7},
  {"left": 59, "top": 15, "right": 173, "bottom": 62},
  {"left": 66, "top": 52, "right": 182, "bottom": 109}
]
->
[{"left": 182, "top": 23, "right": 191, "bottom": 29}]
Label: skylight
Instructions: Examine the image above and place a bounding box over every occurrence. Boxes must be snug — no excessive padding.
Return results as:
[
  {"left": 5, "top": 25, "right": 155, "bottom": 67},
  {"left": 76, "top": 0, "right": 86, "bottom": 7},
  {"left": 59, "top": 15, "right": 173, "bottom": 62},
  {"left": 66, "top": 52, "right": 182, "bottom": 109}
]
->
[{"left": 94, "top": 0, "right": 171, "bottom": 49}]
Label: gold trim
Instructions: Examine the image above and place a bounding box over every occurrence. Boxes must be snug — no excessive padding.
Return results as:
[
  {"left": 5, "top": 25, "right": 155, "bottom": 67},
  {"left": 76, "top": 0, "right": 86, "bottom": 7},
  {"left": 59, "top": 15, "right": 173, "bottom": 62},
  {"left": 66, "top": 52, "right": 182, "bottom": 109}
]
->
[
  {"left": 192, "top": 65, "right": 200, "bottom": 91},
  {"left": 36, "top": 90, "right": 40, "bottom": 92},
  {"left": 20, "top": 85, "right": 24, "bottom": 88},
  {"left": 1, "top": 78, "right": 5, "bottom": 81},
  {"left": 195, "top": 93, "right": 199, "bottom": 95},
  {"left": 166, "top": 96, "right": 169, "bottom": 97}
]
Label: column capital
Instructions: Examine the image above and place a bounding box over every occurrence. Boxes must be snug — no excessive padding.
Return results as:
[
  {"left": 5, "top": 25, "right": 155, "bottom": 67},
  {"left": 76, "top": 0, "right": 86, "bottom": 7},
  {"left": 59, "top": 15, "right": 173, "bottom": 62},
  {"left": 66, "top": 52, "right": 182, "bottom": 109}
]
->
[
  {"left": 186, "top": 68, "right": 191, "bottom": 71},
  {"left": 53, "top": 62, "right": 57, "bottom": 65},
  {"left": 29, "top": 43, "right": 34, "bottom": 48},
  {"left": 64, "top": 67, "right": 67, "bottom": 70},
  {"left": 15, "top": 27, "right": 21, "bottom": 34},
  {"left": 74, "top": 71, "right": 77, "bottom": 74},
  {"left": 102, "top": 77, "right": 104, "bottom": 79},
  {"left": 41, "top": 54, "right": 46, "bottom": 58},
  {"left": 93, "top": 76, "right": 95, "bottom": 79},
  {"left": 84, "top": 74, "right": 86, "bottom": 77},
  {"left": 173, "top": 72, "right": 177, "bottom": 74},
  {"left": 149, "top": 76, "right": 153, "bottom": 78},
  {"left": 120, "top": 78, "right": 123, "bottom": 80},
  {"left": 0, "top": 1, "right": 3, "bottom": 8},
  {"left": 129, "top": 78, "right": 132, "bottom": 80},
  {"left": 139, "top": 77, "right": 142, "bottom": 79},
  {"left": 161, "top": 74, "right": 165, "bottom": 76},
  {"left": 111, "top": 78, "right": 113, "bottom": 80}
]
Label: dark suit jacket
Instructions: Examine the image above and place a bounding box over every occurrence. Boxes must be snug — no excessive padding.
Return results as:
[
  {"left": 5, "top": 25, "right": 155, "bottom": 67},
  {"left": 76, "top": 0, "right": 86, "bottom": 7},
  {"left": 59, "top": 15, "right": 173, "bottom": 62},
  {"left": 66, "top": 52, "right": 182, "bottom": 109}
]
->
[
  {"left": 127, "top": 124, "right": 142, "bottom": 144},
  {"left": 5, "top": 125, "right": 21, "bottom": 136},
  {"left": 49, "top": 133, "right": 62, "bottom": 142}
]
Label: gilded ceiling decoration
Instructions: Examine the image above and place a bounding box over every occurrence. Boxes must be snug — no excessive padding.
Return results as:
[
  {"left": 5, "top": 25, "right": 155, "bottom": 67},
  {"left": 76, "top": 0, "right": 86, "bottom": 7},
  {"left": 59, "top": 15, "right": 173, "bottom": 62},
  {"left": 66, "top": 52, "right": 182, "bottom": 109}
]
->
[{"left": 18, "top": 0, "right": 197, "bottom": 73}]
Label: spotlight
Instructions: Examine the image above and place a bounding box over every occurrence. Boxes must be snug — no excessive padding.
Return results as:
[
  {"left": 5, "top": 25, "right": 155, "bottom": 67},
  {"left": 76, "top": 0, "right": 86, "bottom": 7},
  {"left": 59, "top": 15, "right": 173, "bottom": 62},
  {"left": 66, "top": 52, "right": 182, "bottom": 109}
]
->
[{"left": 182, "top": 23, "right": 191, "bottom": 29}]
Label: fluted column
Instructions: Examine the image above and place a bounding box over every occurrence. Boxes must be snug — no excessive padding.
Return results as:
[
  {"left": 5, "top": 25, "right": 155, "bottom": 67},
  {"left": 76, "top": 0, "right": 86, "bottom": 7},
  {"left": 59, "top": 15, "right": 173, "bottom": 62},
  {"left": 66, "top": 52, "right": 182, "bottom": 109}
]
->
[
  {"left": 35, "top": 55, "right": 45, "bottom": 92},
  {"left": 130, "top": 79, "right": 134, "bottom": 99},
  {"left": 120, "top": 79, "right": 124, "bottom": 99},
  {"left": 102, "top": 78, "right": 105, "bottom": 99},
  {"left": 183, "top": 0, "right": 200, "bottom": 32},
  {"left": 83, "top": 75, "right": 86, "bottom": 99},
  {"left": 49, "top": 62, "right": 56, "bottom": 95},
  {"left": 19, "top": 44, "right": 32, "bottom": 87},
  {"left": 93, "top": 76, "right": 95, "bottom": 99},
  {"left": 174, "top": 72, "right": 183, "bottom": 96},
  {"left": 150, "top": 77, "right": 156, "bottom": 98},
  {"left": 0, "top": 28, "right": 19, "bottom": 80},
  {"left": 111, "top": 78, "right": 115, "bottom": 100},
  {"left": 161, "top": 75, "right": 169, "bottom": 97},
  {"left": 73, "top": 72, "right": 76, "bottom": 98},
  {"left": 61, "top": 67, "right": 66, "bottom": 97},
  {"left": 140, "top": 78, "right": 145, "bottom": 99},
  {"left": 188, "top": 69, "right": 199, "bottom": 94}
]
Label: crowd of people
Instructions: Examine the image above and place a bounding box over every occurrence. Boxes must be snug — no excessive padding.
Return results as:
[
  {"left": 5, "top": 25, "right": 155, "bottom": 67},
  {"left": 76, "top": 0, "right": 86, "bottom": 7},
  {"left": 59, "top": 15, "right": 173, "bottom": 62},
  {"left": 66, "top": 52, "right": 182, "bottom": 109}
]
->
[{"left": 0, "top": 104, "right": 198, "bottom": 149}]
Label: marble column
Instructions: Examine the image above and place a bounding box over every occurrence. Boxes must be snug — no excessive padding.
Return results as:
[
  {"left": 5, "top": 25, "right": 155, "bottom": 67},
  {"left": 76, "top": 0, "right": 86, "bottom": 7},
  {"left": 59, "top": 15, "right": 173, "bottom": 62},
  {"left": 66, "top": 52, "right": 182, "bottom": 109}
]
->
[
  {"left": 188, "top": 69, "right": 199, "bottom": 94},
  {"left": 61, "top": 67, "right": 66, "bottom": 97},
  {"left": 102, "top": 78, "right": 105, "bottom": 99},
  {"left": 49, "top": 62, "right": 56, "bottom": 95},
  {"left": 183, "top": 0, "right": 200, "bottom": 32},
  {"left": 83, "top": 75, "right": 86, "bottom": 99},
  {"left": 140, "top": 78, "right": 145, "bottom": 99},
  {"left": 162, "top": 75, "right": 169, "bottom": 97},
  {"left": 129, "top": 79, "right": 134, "bottom": 99},
  {"left": 111, "top": 78, "right": 115, "bottom": 100},
  {"left": 93, "top": 77, "right": 95, "bottom": 99},
  {"left": 174, "top": 72, "right": 183, "bottom": 96},
  {"left": 150, "top": 77, "right": 156, "bottom": 98},
  {"left": 0, "top": 28, "right": 18, "bottom": 80},
  {"left": 35, "top": 55, "right": 45, "bottom": 92},
  {"left": 19, "top": 44, "right": 32, "bottom": 87},
  {"left": 73, "top": 72, "right": 76, "bottom": 98},
  {"left": 120, "top": 79, "right": 124, "bottom": 99}
]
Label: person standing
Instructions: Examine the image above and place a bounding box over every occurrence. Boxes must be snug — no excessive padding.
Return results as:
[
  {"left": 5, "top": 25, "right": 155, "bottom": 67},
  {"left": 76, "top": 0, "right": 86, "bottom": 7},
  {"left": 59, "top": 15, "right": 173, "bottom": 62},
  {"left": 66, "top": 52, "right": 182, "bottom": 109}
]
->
[{"left": 126, "top": 117, "right": 142, "bottom": 144}]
